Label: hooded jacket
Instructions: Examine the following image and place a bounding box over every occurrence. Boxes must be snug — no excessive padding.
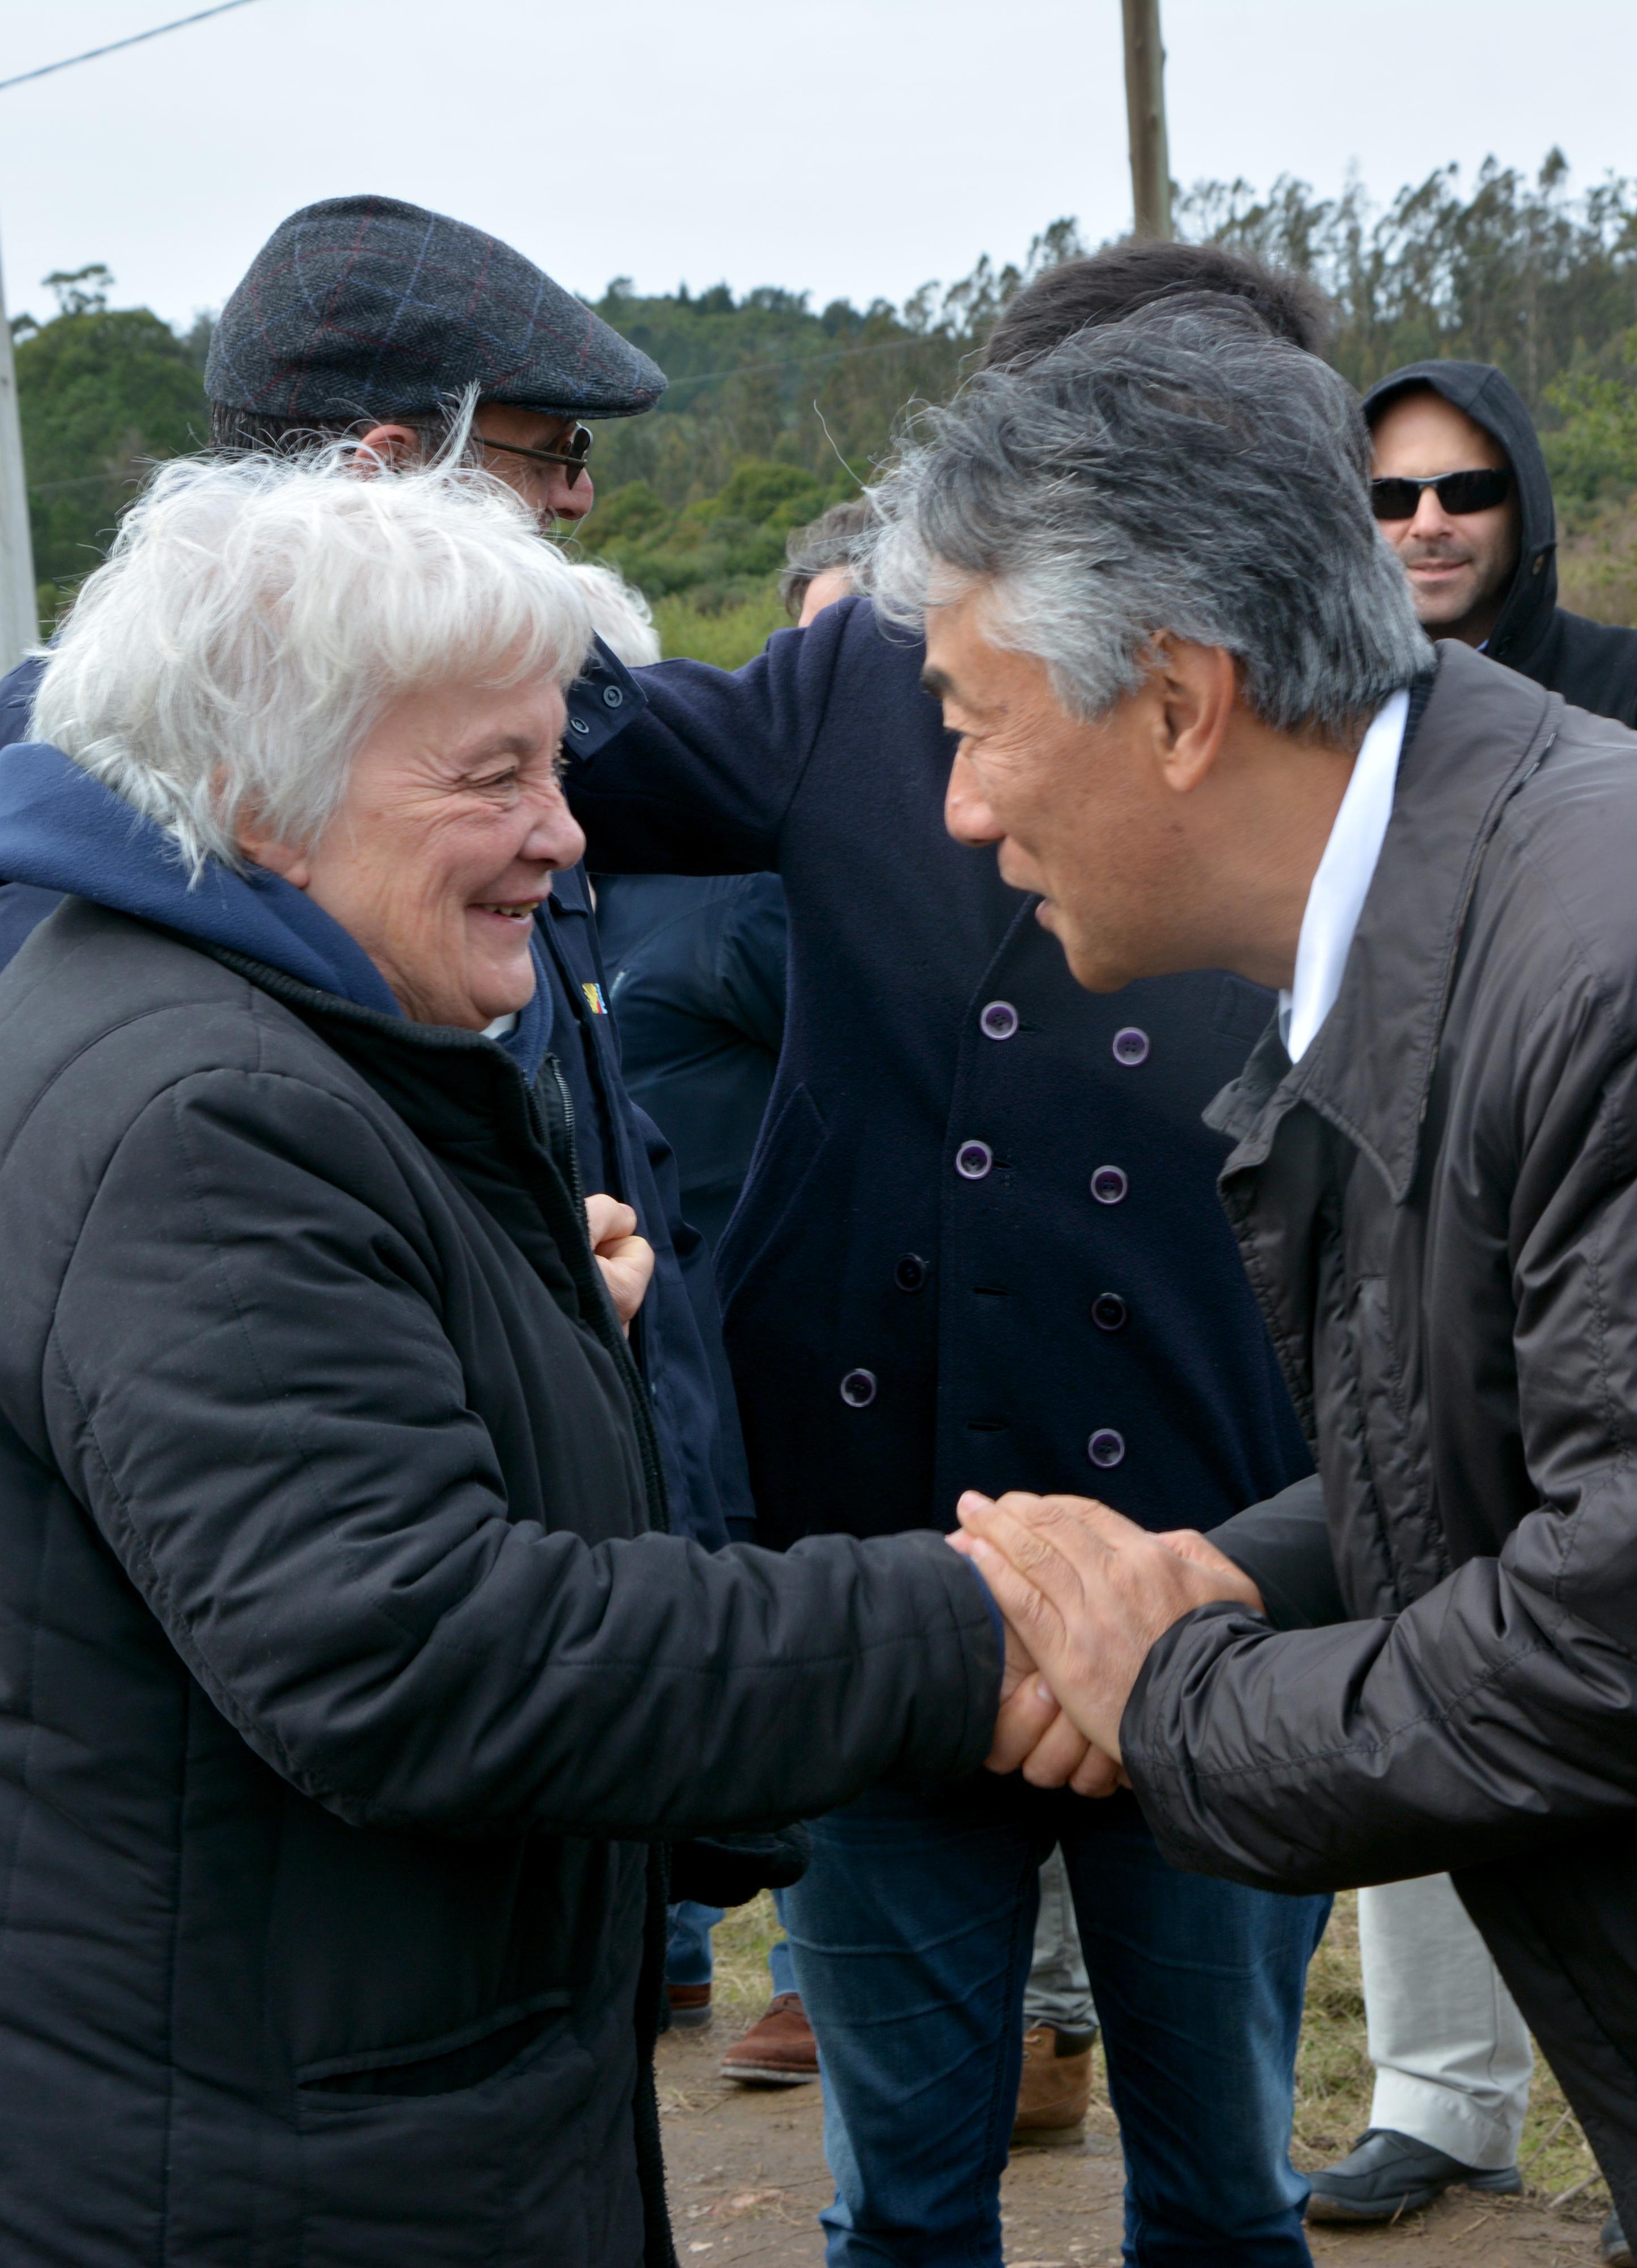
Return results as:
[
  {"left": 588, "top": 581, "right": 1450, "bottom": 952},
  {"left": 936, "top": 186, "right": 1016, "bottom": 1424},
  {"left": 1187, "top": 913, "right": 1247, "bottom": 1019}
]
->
[
  {"left": 0, "top": 744, "right": 1001, "bottom": 2266},
  {"left": 1363, "top": 359, "right": 1637, "bottom": 725},
  {"left": 0, "top": 650, "right": 754, "bottom": 1550}
]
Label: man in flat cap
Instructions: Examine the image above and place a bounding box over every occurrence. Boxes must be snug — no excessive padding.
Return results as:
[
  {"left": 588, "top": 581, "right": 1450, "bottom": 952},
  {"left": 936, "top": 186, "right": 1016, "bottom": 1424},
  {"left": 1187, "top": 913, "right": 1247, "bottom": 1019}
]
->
[
  {"left": 204, "top": 191, "right": 665, "bottom": 522},
  {"left": 0, "top": 197, "right": 764, "bottom": 1652}
]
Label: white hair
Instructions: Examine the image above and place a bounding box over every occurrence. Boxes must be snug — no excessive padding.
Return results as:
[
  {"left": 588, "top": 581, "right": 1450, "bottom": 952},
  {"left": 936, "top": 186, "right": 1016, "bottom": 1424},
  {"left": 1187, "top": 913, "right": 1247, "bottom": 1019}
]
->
[
  {"left": 570, "top": 559, "right": 661, "bottom": 667},
  {"left": 30, "top": 445, "right": 596, "bottom": 875}
]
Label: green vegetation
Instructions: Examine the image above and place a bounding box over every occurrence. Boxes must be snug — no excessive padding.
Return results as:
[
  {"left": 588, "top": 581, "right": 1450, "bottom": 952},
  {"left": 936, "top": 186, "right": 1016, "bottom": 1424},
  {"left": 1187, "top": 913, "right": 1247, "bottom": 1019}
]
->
[
  {"left": 13, "top": 265, "right": 212, "bottom": 628},
  {"left": 16, "top": 156, "right": 1637, "bottom": 657}
]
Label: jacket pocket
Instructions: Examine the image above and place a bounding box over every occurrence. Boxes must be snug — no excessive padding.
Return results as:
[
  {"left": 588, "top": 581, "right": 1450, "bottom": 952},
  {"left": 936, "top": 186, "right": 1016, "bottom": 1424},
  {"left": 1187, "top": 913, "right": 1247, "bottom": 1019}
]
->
[
  {"left": 296, "top": 1988, "right": 572, "bottom": 2099},
  {"left": 293, "top": 2002, "right": 599, "bottom": 2267},
  {"left": 715, "top": 1082, "right": 830, "bottom": 1313}
]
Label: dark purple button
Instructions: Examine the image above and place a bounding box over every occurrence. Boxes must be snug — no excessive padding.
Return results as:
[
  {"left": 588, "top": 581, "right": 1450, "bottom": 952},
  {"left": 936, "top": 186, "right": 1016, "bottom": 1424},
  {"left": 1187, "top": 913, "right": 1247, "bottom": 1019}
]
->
[
  {"left": 1087, "top": 1428, "right": 1126, "bottom": 1469},
  {"left": 1092, "top": 1292, "right": 1127, "bottom": 1332},
  {"left": 956, "top": 1141, "right": 994, "bottom": 1180},
  {"left": 840, "top": 1369, "right": 877, "bottom": 1408},
  {"left": 979, "top": 1000, "right": 1019, "bottom": 1041},
  {"left": 1112, "top": 1026, "right": 1150, "bottom": 1067},
  {"left": 1090, "top": 1165, "right": 1128, "bottom": 1205},
  {"left": 895, "top": 1254, "right": 928, "bottom": 1293}
]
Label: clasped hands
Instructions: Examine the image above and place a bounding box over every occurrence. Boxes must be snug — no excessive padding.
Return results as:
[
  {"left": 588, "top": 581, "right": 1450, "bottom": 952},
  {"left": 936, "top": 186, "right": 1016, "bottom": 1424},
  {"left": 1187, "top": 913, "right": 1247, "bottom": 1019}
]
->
[{"left": 948, "top": 1490, "right": 1265, "bottom": 1797}]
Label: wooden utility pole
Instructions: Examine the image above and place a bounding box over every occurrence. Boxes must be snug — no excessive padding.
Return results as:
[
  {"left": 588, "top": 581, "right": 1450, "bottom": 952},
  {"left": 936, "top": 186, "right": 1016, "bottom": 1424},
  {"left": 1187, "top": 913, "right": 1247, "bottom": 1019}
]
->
[
  {"left": 0, "top": 226, "right": 36, "bottom": 670},
  {"left": 1121, "top": 0, "right": 1172, "bottom": 240}
]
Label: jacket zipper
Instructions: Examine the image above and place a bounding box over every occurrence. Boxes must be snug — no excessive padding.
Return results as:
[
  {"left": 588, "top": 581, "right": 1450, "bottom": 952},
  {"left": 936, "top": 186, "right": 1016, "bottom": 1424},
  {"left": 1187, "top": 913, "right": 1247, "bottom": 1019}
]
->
[
  {"left": 536, "top": 1054, "right": 671, "bottom": 1536},
  {"left": 541, "top": 1055, "right": 586, "bottom": 1214}
]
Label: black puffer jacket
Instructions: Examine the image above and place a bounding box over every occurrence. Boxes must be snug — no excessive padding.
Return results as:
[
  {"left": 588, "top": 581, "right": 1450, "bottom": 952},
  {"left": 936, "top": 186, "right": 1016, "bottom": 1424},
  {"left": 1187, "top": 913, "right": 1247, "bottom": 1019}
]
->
[
  {"left": 1363, "top": 358, "right": 1637, "bottom": 722},
  {"left": 1122, "top": 644, "right": 1637, "bottom": 2219},
  {"left": 0, "top": 898, "right": 998, "bottom": 2268}
]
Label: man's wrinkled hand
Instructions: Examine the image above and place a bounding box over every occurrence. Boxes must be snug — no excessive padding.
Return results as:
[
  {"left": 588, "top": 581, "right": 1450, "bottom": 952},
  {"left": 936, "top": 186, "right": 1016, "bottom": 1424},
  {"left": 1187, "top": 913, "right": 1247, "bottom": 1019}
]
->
[
  {"left": 951, "top": 1491, "right": 1266, "bottom": 1768},
  {"left": 584, "top": 1194, "right": 654, "bottom": 1336},
  {"left": 956, "top": 1558, "right": 1125, "bottom": 1797}
]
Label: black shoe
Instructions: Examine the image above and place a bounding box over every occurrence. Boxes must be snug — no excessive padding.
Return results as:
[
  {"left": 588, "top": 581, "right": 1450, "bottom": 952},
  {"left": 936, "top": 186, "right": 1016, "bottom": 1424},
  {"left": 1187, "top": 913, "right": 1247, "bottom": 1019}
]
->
[
  {"left": 1603, "top": 2208, "right": 1635, "bottom": 2267},
  {"left": 1306, "top": 2128, "right": 1523, "bottom": 2223}
]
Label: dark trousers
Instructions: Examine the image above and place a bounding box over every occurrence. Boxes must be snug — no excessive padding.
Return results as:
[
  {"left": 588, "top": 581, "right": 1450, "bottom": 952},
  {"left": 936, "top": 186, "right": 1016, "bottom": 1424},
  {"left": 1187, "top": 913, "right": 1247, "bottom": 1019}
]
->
[{"left": 782, "top": 1776, "right": 1329, "bottom": 2267}]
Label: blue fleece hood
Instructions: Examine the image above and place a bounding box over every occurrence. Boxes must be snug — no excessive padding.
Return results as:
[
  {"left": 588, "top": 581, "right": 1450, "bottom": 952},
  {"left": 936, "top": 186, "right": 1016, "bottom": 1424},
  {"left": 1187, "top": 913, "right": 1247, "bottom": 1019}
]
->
[{"left": 0, "top": 742, "right": 553, "bottom": 1068}]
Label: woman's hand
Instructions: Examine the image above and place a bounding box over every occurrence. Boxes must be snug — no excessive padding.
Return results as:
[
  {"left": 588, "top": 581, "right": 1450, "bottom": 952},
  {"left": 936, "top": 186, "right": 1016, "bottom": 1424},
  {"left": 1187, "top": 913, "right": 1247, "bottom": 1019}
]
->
[{"left": 584, "top": 1195, "right": 654, "bottom": 1335}]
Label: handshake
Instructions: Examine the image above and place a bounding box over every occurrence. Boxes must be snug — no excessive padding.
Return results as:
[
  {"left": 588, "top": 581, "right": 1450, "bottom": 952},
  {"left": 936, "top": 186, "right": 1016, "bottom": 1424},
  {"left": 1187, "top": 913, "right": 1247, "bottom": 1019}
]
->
[{"left": 948, "top": 1489, "right": 1267, "bottom": 1797}]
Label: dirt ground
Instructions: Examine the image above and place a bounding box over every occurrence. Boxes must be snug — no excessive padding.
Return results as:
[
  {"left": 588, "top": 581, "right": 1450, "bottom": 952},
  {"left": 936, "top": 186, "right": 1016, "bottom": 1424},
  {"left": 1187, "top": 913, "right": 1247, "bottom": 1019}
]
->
[{"left": 657, "top": 1895, "right": 1613, "bottom": 2268}]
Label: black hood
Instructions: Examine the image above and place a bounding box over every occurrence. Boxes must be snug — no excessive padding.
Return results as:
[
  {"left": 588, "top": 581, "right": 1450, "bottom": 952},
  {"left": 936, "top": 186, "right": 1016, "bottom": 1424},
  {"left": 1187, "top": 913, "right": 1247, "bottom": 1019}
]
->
[{"left": 1362, "top": 361, "right": 1557, "bottom": 675}]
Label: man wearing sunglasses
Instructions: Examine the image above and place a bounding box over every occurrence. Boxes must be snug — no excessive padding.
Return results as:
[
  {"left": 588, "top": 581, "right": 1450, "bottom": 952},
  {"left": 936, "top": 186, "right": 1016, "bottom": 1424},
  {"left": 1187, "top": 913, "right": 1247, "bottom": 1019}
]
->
[
  {"left": 1365, "top": 361, "right": 1637, "bottom": 723},
  {"left": 1300, "top": 363, "right": 1637, "bottom": 2261}
]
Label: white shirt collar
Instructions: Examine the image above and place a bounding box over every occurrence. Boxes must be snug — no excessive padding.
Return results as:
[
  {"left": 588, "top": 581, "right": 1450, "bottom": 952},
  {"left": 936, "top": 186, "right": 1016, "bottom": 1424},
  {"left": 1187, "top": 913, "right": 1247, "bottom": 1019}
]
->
[
  {"left": 482, "top": 1012, "right": 519, "bottom": 1040},
  {"left": 1278, "top": 688, "right": 1410, "bottom": 1064}
]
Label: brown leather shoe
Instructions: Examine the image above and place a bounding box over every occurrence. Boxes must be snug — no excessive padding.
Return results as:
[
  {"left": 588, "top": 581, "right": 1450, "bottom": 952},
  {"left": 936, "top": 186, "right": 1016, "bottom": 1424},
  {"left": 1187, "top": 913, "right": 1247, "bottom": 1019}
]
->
[
  {"left": 719, "top": 1991, "right": 819, "bottom": 2085},
  {"left": 1012, "top": 2023, "right": 1095, "bottom": 2146},
  {"left": 667, "top": 1982, "right": 713, "bottom": 2030}
]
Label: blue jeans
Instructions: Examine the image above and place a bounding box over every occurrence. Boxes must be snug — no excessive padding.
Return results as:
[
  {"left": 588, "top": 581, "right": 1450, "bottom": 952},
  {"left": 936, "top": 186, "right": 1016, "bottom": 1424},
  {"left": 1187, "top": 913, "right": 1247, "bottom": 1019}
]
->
[
  {"left": 782, "top": 1777, "right": 1329, "bottom": 2267},
  {"left": 665, "top": 1899, "right": 723, "bottom": 1987},
  {"left": 769, "top": 1887, "right": 798, "bottom": 1998}
]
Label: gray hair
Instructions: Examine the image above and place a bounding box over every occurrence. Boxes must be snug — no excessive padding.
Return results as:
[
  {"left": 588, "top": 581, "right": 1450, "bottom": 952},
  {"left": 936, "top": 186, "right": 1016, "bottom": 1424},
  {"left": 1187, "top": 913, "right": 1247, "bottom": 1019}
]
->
[
  {"left": 867, "top": 299, "right": 1432, "bottom": 739},
  {"left": 779, "top": 496, "right": 876, "bottom": 620},
  {"left": 30, "top": 443, "right": 593, "bottom": 877}
]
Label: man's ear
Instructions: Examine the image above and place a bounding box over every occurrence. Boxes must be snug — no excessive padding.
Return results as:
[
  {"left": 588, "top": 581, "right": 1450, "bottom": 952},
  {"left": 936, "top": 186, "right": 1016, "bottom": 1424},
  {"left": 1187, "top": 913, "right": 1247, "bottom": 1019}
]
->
[
  {"left": 355, "top": 422, "right": 424, "bottom": 472},
  {"left": 1153, "top": 641, "right": 1237, "bottom": 796}
]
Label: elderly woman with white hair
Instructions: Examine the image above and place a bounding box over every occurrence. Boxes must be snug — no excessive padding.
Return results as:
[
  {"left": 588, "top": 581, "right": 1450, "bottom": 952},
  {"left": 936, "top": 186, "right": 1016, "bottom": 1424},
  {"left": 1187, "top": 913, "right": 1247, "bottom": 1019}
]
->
[{"left": 0, "top": 451, "right": 1010, "bottom": 2268}]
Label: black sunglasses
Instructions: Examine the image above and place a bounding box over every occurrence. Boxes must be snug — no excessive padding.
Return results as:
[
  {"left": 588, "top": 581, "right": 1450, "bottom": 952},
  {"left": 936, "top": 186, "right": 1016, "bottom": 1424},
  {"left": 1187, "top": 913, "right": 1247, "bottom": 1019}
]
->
[
  {"left": 1369, "top": 467, "right": 1513, "bottom": 521},
  {"left": 478, "top": 424, "right": 594, "bottom": 488}
]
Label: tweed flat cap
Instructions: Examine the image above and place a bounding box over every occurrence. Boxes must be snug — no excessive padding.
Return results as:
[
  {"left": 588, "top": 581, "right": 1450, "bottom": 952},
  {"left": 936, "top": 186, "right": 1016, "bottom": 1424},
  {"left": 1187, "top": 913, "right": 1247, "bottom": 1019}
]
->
[{"left": 205, "top": 193, "right": 666, "bottom": 423}]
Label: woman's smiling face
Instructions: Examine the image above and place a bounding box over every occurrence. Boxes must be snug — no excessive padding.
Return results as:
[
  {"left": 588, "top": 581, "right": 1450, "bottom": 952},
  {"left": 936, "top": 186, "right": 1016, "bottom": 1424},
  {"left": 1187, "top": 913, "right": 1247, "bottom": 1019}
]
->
[{"left": 241, "top": 668, "right": 585, "bottom": 1028}]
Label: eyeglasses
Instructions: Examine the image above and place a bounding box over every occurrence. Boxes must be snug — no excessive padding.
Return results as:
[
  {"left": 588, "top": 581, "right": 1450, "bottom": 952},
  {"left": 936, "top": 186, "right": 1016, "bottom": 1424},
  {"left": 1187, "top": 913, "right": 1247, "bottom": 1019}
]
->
[
  {"left": 1369, "top": 467, "right": 1512, "bottom": 521},
  {"left": 478, "top": 424, "right": 594, "bottom": 489}
]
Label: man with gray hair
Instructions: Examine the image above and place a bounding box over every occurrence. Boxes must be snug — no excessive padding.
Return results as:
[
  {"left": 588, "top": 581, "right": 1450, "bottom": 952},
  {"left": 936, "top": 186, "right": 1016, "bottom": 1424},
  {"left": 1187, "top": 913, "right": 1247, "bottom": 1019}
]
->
[{"left": 871, "top": 297, "right": 1637, "bottom": 2222}]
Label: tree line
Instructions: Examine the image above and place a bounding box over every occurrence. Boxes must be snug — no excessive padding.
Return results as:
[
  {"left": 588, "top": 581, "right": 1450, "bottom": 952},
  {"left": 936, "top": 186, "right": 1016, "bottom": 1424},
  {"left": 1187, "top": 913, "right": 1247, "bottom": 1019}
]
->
[{"left": 15, "top": 155, "right": 1637, "bottom": 652}]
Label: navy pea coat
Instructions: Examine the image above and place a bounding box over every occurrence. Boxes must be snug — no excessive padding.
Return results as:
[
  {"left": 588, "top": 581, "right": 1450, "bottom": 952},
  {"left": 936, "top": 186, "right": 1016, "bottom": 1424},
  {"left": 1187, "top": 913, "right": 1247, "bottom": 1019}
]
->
[{"left": 568, "top": 596, "right": 1312, "bottom": 1551}]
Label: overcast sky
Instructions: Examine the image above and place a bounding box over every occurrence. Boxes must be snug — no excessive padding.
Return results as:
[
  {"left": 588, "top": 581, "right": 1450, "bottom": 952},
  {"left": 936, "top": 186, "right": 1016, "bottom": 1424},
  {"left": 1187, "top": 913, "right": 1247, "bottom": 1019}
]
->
[{"left": 0, "top": 0, "right": 1631, "bottom": 329}]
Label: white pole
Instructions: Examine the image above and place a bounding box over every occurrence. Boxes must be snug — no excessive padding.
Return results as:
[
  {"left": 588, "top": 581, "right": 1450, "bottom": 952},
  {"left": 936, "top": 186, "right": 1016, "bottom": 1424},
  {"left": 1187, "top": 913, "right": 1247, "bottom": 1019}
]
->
[{"left": 0, "top": 223, "right": 37, "bottom": 670}]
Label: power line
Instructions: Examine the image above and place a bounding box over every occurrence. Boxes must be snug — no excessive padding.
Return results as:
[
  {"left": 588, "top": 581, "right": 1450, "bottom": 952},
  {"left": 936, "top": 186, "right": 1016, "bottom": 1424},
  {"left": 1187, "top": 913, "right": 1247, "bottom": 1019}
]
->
[{"left": 0, "top": 0, "right": 262, "bottom": 98}]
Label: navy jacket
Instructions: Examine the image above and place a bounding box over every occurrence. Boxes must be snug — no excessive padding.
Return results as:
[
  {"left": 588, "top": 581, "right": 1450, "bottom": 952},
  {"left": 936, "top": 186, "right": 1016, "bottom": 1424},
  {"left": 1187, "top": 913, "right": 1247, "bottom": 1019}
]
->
[
  {"left": 593, "top": 871, "right": 787, "bottom": 1252},
  {"left": 0, "top": 654, "right": 753, "bottom": 1550},
  {"left": 569, "top": 596, "right": 1312, "bottom": 1552}
]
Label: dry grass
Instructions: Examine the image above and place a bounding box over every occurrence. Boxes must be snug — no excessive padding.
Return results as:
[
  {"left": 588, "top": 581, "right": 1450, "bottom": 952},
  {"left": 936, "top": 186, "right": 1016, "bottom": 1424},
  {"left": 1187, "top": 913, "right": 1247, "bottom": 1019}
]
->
[
  {"left": 710, "top": 1888, "right": 1608, "bottom": 2218},
  {"left": 1288, "top": 1894, "right": 1605, "bottom": 2218}
]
